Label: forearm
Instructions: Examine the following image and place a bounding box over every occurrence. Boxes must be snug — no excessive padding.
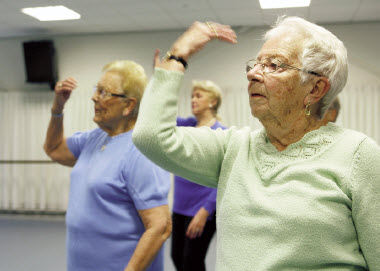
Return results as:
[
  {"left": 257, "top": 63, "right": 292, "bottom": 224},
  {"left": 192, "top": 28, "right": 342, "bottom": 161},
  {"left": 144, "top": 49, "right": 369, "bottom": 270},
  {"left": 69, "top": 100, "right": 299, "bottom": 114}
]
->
[
  {"left": 133, "top": 68, "right": 224, "bottom": 188},
  {"left": 44, "top": 100, "right": 65, "bottom": 154},
  {"left": 124, "top": 225, "right": 171, "bottom": 271}
]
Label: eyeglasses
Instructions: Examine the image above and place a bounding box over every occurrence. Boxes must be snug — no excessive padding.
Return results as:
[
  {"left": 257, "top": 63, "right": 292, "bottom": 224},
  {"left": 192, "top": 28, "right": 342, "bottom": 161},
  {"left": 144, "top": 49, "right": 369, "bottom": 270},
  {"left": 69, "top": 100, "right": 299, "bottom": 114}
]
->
[
  {"left": 93, "top": 86, "right": 127, "bottom": 99},
  {"left": 246, "top": 58, "right": 321, "bottom": 77}
]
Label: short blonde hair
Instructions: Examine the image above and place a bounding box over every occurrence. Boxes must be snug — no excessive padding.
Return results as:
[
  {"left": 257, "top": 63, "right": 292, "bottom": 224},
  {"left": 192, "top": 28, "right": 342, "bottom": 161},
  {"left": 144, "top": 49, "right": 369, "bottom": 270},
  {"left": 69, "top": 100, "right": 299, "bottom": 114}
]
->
[
  {"left": 192, "top": 80, "right": 222, "bottom": 115},
  {"left": 102, "top": 60, "right": 148, "bottom": 117}
]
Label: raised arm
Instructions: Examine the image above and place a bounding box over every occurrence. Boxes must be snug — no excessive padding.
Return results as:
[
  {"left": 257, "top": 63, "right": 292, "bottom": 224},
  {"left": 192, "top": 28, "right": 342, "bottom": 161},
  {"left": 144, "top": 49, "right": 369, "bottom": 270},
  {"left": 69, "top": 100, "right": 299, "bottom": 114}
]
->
[
  {"left": 133, "top": 22, "right": 237, "bottom": 188},
  {"left": 43, "top": 77, "right": 78, "bottom": 167}
]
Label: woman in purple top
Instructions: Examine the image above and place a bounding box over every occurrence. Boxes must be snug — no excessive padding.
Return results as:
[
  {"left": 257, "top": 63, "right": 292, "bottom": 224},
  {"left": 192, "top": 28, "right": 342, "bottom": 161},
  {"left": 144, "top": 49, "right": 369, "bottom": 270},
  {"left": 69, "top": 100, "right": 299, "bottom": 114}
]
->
[{"left": 172, "top": 80, "right": 227, "bottom": 271}]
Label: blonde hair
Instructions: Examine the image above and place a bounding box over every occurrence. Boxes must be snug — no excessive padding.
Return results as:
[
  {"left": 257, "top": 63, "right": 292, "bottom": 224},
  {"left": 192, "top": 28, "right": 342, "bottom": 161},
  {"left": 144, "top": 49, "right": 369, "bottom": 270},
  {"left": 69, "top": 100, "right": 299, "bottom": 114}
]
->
[
  {"left": 102, "top": 60, "right": 148, "bottom": 118},
  {"left": 192, "top": 80, "right": 222, "bottom": 119}
]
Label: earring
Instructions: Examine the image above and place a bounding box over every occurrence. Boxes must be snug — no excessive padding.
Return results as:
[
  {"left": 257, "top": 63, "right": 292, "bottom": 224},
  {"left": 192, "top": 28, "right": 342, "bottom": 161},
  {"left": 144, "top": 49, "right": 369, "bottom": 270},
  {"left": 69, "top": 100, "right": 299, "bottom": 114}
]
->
[{"left": 305, "top": 101, "right": 311, "bottom": 116}]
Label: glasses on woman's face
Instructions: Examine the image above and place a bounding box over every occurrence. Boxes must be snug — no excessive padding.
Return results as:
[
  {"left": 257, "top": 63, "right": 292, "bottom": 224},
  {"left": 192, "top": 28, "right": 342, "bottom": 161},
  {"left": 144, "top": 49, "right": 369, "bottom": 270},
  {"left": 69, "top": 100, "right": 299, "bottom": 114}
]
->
[
  {"left": 93, "top": 86, "right": 127, "bottom": 99},
  {"left": 245, "top": 58, "right": 321, "bottom": 77}
]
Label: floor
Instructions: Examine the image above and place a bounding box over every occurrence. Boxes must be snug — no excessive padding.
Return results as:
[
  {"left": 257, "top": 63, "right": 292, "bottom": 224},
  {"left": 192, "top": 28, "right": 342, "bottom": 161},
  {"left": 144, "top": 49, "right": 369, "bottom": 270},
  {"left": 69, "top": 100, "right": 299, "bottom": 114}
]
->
[{"left": 0, "top": 215, "right": 216, "bottom": 271}]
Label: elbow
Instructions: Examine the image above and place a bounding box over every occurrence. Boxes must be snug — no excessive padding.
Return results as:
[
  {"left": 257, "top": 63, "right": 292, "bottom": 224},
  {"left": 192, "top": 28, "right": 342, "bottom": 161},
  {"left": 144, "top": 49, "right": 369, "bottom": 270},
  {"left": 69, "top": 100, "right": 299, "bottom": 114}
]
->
[
  {"left": 43, "top": 143, "right": 59, "bottom": 162},
  {"left": 43, "top": 143, "right": 54, "bottom": 159},
  {"left": 132, "top": 125, "right": 154, "bottom": 152},
  {"left": 160, "top": 222, "right": 172, "bottom": 244},
  {"left": 158, "top": 215, "right": 172, "bottom": 242},
  {"left": 163, "top": 217, "right": 172, "bottom": 240},
  {"left": 150, "top": 214, "right": 172, "bottom": 243},
  {"left": 133, "top": 120, "right": 176, "bottom": 150}
]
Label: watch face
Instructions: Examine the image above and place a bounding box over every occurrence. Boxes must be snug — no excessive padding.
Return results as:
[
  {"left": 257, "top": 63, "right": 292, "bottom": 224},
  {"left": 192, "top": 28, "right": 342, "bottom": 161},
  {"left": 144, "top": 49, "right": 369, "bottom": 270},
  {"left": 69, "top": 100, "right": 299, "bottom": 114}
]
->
[{"left": 165, "top": 51, "right": 172, "bottom": 60}]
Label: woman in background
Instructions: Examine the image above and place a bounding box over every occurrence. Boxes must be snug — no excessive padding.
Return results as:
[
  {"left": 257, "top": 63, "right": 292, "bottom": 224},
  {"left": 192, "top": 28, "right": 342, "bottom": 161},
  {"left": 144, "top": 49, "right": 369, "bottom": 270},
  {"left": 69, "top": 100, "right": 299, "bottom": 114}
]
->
[
  {"left": 321, "top": 97, "right": 340, "bottom": 124},
  {"left": 172, "top": 80, "right": 226, "bottom": 271}
]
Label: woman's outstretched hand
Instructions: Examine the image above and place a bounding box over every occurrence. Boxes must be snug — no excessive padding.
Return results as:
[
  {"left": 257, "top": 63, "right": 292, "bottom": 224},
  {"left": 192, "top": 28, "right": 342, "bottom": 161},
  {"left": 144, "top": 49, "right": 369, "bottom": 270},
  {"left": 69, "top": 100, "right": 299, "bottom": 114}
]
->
[{"left": 154, "top": 21, "right": 237, "bottom": 71}]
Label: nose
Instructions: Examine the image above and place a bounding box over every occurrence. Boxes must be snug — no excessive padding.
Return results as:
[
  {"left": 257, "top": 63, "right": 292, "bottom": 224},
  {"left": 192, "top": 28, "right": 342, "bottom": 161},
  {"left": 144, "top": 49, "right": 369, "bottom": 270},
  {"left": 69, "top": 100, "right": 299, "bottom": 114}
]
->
[
  {"left": 246, "top": 64, "right": 264, "bottom": 82},
  {"left": 92, "top": 91, "right": 99, "bottom": 102}
]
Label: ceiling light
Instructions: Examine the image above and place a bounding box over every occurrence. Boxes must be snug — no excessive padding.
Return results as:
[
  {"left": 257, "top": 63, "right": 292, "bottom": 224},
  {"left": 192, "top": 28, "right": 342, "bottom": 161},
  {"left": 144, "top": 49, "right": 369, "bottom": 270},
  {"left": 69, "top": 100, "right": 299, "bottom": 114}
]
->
[
  {"left": 259, "top": 0, "right": 311, "bottom": 9},
  {"left": 21, "top": 6, "right": 81, "bottom": 21}
]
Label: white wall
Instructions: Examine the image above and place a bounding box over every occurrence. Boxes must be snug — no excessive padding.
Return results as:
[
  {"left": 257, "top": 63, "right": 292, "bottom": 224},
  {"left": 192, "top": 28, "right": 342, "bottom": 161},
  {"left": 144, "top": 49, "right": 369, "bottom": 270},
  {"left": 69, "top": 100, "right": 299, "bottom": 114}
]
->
[
  {"left": 1, "top": 22, "right": 379, "bottom": 124},
  {"left": 1, "top": 22, "right": 380, "bottom": 112},
  {"left": 1, "top": 22, "right": 379, "bottom": 211}
]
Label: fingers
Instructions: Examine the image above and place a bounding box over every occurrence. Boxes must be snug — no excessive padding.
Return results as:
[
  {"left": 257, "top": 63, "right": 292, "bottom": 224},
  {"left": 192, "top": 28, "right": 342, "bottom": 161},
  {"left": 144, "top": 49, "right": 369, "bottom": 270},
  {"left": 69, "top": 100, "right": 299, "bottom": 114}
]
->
[
  {"left": 196, "top": 227, "right": 203, "bottom": 238},
  {"left": 166, "top": 21, "right": 236, "bottom": 64},
  {"left": 153, "top": 48, "right": 161, "bottom": 68},
  {"left": 205, "top": 21, "right": 237, "bottom": 43},
  {"left": 186, "top": 225, "right": 192, "bottom": 238},
  {"left": 56, "top": 77, "right": 77, "bottom": 93},
  {"left": 186, "top": 227, "right": 196, "bottom": 239},
  {"left": 63, "top": 77, "right": 77, "bottom": 89},
  {"left": 186, "top": 224, "right": 204, "bottom": 239},
  {"left": 66, "top": 76, "right": 78, "bottom": 85}
]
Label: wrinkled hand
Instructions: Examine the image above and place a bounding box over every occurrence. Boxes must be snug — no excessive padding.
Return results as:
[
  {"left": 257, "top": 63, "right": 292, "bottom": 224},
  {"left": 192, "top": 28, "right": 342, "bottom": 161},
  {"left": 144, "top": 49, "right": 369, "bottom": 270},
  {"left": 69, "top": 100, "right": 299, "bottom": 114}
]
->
[
  {"left": 186, "top": 207, "right": 210, "bottom": 239},
  {"left": 154, "top": 21, "right": 237, "bottom": 70},
  {"left": 52, "top": 77, "right": 77, "bottom": 113},
  {"left": 171, "top": 21, "right": 237, "bottom": 60}
]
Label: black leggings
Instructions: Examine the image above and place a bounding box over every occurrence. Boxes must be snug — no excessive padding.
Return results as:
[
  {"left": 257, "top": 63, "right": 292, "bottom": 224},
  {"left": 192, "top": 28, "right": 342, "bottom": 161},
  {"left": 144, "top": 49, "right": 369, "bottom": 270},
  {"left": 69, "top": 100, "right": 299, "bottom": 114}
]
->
[{"left": 171, "top": 212, "right": 216, "bottom": 271}]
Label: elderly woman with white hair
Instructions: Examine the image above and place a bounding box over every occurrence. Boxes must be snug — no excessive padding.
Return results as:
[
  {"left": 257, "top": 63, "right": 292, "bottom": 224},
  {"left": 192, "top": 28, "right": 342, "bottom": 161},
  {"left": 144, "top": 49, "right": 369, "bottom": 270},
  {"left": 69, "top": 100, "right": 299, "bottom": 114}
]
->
[
  {"left": 171, "top": 79, "right": 226, "bottom": 271},
  {"left": 133, "top": 17, "right": 380, "bottom": 270},
  {"left": 44, "top": 60, "right": 171, "bottom": 271}
]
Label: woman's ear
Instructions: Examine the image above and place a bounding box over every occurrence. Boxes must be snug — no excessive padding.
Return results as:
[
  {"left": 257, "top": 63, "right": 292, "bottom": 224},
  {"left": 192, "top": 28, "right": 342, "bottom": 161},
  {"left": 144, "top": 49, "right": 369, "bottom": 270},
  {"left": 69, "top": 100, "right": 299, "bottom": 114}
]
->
[
  {"left": 306, "top": 77, "right": 330, "bottom": 105},
  {"left": 209, "top": 98, "right": 217, "bottom": 109},
  {"left": 123, "top": 98, "right": 137, "bottom": 117}
]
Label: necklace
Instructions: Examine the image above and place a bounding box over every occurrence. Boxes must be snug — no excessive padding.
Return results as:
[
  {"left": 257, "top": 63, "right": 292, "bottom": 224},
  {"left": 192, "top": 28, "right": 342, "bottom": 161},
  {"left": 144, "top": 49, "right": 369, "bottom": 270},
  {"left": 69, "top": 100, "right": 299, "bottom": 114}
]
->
[
  {"left": 198, "top": 117, "right": 216, "bottom": 127},
  {"left": 100, "top": 136, "right": 114, "bottom": 151}
]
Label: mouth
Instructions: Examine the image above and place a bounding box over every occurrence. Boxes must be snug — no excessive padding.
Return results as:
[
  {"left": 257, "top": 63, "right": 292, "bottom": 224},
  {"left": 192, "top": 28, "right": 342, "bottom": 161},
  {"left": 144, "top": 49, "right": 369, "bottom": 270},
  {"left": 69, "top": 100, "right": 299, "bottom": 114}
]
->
[
  {"left": 250, "top": 92, "right": 266, "bottom": 98},
  {"left": 250, "top": 93, "right": 266, "bottom": 98},
  {"left": 248, "top": 82, "right": 266, "bottom": 98}
]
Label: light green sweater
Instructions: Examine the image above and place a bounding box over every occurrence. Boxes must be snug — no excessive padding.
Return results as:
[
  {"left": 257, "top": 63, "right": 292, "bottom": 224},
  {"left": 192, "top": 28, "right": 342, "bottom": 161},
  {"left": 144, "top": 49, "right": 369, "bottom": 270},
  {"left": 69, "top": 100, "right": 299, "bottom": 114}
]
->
[{"left": 133, "top": 68, "right": 380, "bottom": 270}]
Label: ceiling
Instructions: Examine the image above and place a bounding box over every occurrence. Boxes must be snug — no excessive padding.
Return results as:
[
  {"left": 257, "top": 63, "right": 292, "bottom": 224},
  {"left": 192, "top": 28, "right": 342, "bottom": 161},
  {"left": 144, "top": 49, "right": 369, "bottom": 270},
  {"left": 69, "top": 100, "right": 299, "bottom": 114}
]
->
[{"left": 0, "top": 0, "right": 379, "bottom": 38}]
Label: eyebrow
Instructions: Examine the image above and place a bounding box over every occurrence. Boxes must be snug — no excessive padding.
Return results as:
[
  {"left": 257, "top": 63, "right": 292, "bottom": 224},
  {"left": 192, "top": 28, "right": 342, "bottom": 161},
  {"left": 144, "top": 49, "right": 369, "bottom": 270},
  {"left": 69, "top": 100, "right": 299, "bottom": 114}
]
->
[
  {"left": 96, "top": 84, "right": 105, "bottom": 90},
  {"left": 259, "top": 56, "right": 289, "bottom": 63},
  {"left": 257, "top": 52, "right": 291, "bottom": 61}
]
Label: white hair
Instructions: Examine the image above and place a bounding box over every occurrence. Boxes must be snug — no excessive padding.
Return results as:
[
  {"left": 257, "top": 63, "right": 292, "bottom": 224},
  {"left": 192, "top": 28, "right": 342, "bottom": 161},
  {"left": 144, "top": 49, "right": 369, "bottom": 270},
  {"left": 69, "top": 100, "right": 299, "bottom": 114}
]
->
[{"left": 264, "top": 16, "right": 348, "bottom": 118}]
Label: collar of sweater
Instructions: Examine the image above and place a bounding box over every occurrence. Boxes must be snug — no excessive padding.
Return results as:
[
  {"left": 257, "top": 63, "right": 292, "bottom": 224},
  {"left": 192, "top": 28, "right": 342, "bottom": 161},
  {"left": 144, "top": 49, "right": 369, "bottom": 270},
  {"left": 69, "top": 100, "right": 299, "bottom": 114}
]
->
[{"left": 253, "top": 123, "right": 344, "bottom": 180}]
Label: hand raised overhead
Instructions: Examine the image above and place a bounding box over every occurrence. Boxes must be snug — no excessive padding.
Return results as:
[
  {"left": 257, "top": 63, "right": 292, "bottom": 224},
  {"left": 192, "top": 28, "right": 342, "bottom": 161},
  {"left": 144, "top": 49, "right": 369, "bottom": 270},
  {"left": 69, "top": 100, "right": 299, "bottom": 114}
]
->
[
  {"left": 154, "top": 21, "right": 237, "bottom": 71},
  {"left": 53, "top": 77, "right": 78, "bottom": 111}
]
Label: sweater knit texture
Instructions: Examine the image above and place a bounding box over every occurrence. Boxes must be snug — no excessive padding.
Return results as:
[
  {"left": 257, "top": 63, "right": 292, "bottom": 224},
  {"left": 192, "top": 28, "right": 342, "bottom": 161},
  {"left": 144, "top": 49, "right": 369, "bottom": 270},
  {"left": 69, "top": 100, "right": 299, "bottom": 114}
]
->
[{"left": 133, "top": 68, "right": 380, "bottom": 271}]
